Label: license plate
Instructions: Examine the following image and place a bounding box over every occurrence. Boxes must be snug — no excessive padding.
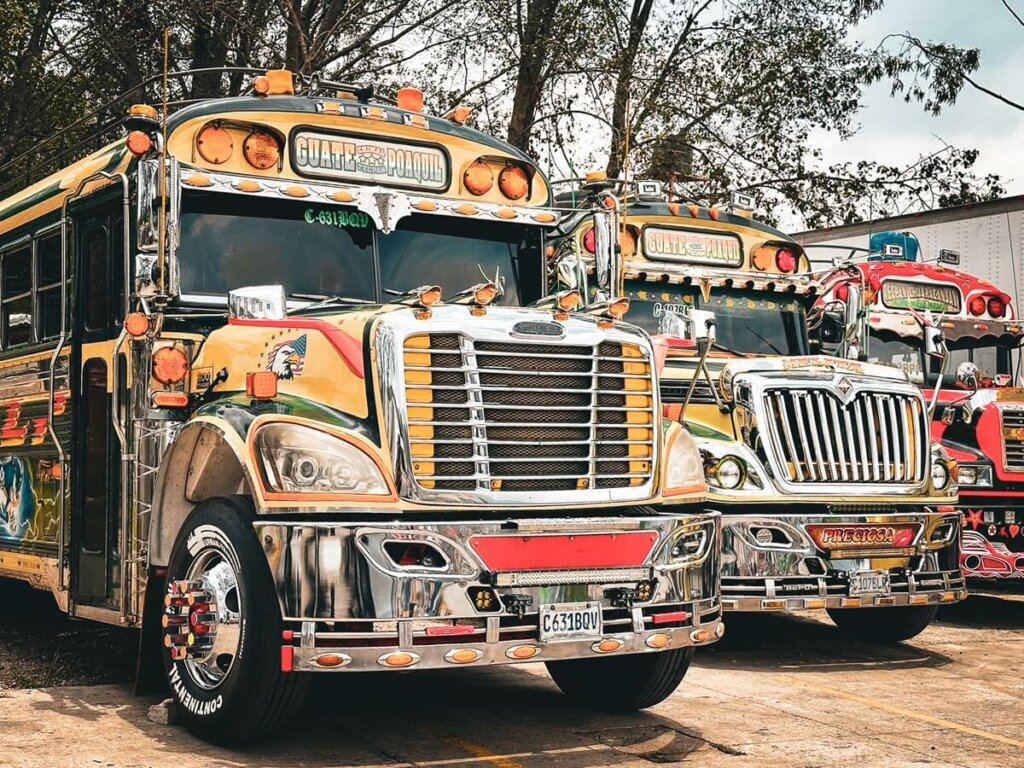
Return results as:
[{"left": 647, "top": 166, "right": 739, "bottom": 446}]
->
[
  {"left": 538, "top": 602, "right": 602, "bottom": 643},
  {"left": 849, "top": 571, "right": 891, "bottom": 597}
]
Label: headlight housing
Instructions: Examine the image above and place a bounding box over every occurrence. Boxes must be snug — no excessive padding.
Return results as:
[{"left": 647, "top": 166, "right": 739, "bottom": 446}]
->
[
  {"left": 254, "top": 422, "right": 392, "bottom": 497},
  {"left": 664, "top": 426, "right": 705, "bottom": 494},
  {"left": 929, "top": 445, "right": 956, "bottom": 495},
  {"left": 712, "top": 456, "right": 745, "bottom": 489},
  {"left": 957, "top": 464, "right": 993, "bottom": 488}
]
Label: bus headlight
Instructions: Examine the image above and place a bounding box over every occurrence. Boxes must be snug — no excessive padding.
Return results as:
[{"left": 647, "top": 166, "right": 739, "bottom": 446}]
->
[
  {"left": 664, "top": 427, "right": 704, "bottom": 494},
  {"left": 254, "top": 422, "right": 392, "bottom": 497},
  {"left": 929, "top": 445, "right": 956, "bottom": 494},
  {"left": 957, "top": 464, "right": 993, "bottom": 487},
  {"left": 711, "top": 456, "right": 745, "bottom": 490}
]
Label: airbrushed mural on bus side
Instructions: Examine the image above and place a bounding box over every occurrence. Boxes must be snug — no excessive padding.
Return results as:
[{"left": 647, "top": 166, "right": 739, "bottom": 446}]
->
[{"left": 0, "top": 457, "right": 36, "bottom": 538}]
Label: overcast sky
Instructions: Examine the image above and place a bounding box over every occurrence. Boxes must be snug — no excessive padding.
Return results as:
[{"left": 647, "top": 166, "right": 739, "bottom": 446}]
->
[{"left": 813, "top": 0, "right": 1024, "bottom": 212}]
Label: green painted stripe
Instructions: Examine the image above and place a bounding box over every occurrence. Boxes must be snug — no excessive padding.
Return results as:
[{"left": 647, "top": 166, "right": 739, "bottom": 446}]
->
[{"left": 0, "top": 182, "right": 63, "bottom": 224}]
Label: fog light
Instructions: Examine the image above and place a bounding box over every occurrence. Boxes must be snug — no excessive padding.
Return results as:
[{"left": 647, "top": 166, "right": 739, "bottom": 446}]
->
[
  {"left": 313, "top": 653, "right": 351, "bottom": 668},
  {"left": 506, "top": 645, "right": 540, "bottom": 660},
  {"left": 592, "top": 638, "right": 623, "bottom": 653},
  {"left": 689, "top": 628, "right": 710, "bottom": 643},
  {"left": 713, "top": 457, "right": 744, "bottom": 489},
  {"left": 378, "top": 651, "right": 419, "bottom": 668},
  {"left": 645, "top": 633, "right": 671, "bottom": 649},
  {"left": 445, "top": 649, "right": 482, "bottom": 664}
]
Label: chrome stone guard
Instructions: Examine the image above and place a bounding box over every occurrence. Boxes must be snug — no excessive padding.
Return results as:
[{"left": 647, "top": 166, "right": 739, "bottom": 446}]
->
[
  {"left": 375, "top": 305, "right": 661, "bottom": 506},
  {"left": 256, "top": 512, "right": 721, "bottom": 672}
]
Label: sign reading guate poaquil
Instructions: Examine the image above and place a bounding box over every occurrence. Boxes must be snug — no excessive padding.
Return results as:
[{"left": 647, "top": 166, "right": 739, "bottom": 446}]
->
[
  {"left": 292, "top": 131, "right": 448, "bottom": 190},
  {"left": 642, "top": 227, "right": 742, "bottom": 267}
]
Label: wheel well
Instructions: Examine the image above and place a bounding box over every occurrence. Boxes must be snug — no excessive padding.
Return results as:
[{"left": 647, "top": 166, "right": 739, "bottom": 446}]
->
[{"left": 148, "top": 422, "right": 255, "bottom": 566}]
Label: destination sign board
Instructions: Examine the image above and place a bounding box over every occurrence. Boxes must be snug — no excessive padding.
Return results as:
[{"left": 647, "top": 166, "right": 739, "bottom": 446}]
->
[
  {"left": 642, "top": 227, "right": 742, "bottom": 267},
  {"left": 291, "top": 130, "right": 448, "bottom": 191},
  {"left": 881, "top": 279, "right": 961, "bottom": 313}
]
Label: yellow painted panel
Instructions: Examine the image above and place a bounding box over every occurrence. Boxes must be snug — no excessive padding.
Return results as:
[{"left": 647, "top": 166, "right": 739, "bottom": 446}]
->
[
  {"left": 629, "top": 444, "right": 652, "bottom": 457},
  {"left": 411, "top": 443, "right": 434, "bottom": 458},
  {"left": 404, "top": 351, "right": 432, "bottom": 367},
  {"left": 621, "top": 345, "right": 644, "bottom": 358},
  {"left": 412, "top": 461, "right": 434, "bottom": 476},
  {"left": 624, "top": 377, "right": 649, "bottom": 391},
  {"left": 409, "top": 424, "right": 434, "bottom": 439},
  {"left": 627, "top": 410, "right": 651, "bottom": 424},
  {"left": 405, "top": 336, "right": 431, "bottom": 349},
  {"left": 623, "top": 362, "right": 649, "bottom": 375},
  {"left": 407, "top": 406, "right": 433, "bottom": 421},
  {"left": 405, "top": 369, "right": 432, "bottom": 385},
  {"left": 628, "top": 427, "right": 652, "bottom": 441},
  {"left": 625, "top": 394, "right": 652, "bottom": 408},
  {"left": 405, "top": 388, "right": 433, "bottom": 403}
]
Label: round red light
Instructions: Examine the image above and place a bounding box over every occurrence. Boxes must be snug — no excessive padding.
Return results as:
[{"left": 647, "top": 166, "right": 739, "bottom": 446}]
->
[
  {"left": 775, "top": 248, "right": 798, "bottom": 273},
  {"left": 583, "top": 228, "right": 596, "bottom": 254},
  {"left": 969, "top": 296, "right": 986, "bottom": 316},
  {"left": 988, "top": 296, "right": 1006, "bottom": 318},
  {"left": 833, "top": 282, "right": 850, "bottom": 303}
]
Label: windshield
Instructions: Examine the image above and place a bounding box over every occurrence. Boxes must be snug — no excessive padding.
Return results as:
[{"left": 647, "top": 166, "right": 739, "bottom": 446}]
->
[
  {"left": 868, "top": 329, "right": 1018, "bottom": 387},
  {"left": 177, "top": 192, "right": 544, "bottom": 305},
  {"left": 623, "top": 281, "right": 809, "bottom": 356}
]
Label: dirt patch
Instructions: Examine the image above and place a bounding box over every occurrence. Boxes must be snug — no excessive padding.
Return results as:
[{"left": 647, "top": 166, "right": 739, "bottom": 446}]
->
[{"left": 0, "top": 580, "right": 137, "bottom": 690}]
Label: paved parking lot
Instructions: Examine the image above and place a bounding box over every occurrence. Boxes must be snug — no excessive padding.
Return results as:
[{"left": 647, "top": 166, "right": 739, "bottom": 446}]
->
[{"left": 0, "top": 586, "right": 1021, "bottom": 767}]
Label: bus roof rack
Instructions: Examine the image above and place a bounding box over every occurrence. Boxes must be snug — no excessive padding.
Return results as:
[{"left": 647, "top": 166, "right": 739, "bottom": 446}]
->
[{"left": 0, "top": 66, "right": 384, "bottom": 201}]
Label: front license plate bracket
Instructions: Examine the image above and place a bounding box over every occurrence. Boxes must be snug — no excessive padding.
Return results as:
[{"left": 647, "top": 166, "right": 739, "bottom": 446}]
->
[{"left": 538, "top": 602, "right": 603, "bottom": 643}]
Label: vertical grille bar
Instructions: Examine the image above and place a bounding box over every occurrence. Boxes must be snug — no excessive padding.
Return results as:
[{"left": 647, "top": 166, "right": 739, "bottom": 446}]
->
[
  {"left": 460, "top": 335, "right": 490, "bottom": 491},
  {"left": 760, "top": 385, "right": 926, "bottom": 486}
]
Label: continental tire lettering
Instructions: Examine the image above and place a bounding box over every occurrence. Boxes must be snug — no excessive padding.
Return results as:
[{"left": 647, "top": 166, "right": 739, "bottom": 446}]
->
[{"left": 169, "top": 665, "right": 224, "bottom": 716}]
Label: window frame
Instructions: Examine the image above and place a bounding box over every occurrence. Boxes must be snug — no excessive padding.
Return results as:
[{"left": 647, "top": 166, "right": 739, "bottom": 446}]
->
[{"left": 0, "top": 221, "right": 65, "bottom": 351}]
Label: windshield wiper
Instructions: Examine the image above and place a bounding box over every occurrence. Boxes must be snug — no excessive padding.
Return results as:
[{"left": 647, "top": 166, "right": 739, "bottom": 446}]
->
[
  {"left": 746, "top": 327, "right": 783, "bottom": 355},
  {"left": 711, "top": 341, "right": 748, "bottom": 358},
  {"left": 290, "top": 293, "right": 369, "bottom": 311}
]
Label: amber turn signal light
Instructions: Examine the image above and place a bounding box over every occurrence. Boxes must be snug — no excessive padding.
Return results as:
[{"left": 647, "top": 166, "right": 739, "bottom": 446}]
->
[
  {"left": 196, "top": 125, "right": 233, "bottom": 165},
  {"left": 243, "top": 131, "right": 280, "bottom": 170},
  {"left": 152, "top": 346, "right": 189, "bottom": 386},
  {"left": 556, "top": 289, "right": 582, "bottom": 312},
  {"left": 397, "top": 87, "right": 424, "bottom": 113},
  {"left": 463, "top": 161, "right": 494, "bottom": 196},
  {"left": 124, "top": 312, "right": 150, "bottom": 337},
  {"left": 126, "top": 131, "right": 152, "bottom": 156},
  {"left": 246, "top": 371, "right": 278, "bottom": 400},
  {"left": 498, "top": 165, "right": 528, "bottom": 200}
]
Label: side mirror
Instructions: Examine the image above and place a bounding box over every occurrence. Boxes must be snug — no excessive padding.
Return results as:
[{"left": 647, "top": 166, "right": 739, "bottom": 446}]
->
[
  {"left": 842, "top": 285, "right": 866, "bottom": 360},
  {"left": 228, "top": 285, "right": 287, "bottom": 320},
  {"left": 925, "top": 326, "right": 947, "bottom": 360},
  {"left": 591, "top": 205, "right": 620, "bottom": 301},
  {"left": 555, "top": 251, "right": 581, "bottom": 292},
  {"left": 955, "top": 361, "right": 980, "bottom": 392},
  {"left": 660, "top": 309, "right": 716, "bottom": 343}
]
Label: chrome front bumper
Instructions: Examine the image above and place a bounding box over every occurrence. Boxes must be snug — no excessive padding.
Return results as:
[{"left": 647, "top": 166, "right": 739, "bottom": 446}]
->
[
  {"left": 254, "top": 511, "right": 722, "bottom": 672},
  {"left": 719, "top": 511, "right": 966, "bottom": 612}
]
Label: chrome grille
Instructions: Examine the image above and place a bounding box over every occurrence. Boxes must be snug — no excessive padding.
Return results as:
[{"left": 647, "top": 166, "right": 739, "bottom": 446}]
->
[
  {"left": 1001, "top": 407, "right": 1024, "bottom": 471},
  {"left": 403, "top": 333, "right": 655, "bottom": 493},
  {"left": 761, "top": 387, "right": 928, "bottom": 485}
]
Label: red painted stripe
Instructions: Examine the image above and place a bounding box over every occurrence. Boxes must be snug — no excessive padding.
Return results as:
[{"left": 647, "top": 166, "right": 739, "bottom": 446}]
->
[
  {"left": 469, "top": 532, "right": 658, "bottom": 571},
  {"left": 958, "top": 490, "right": 1024, "bottom": 498},
  {"left": 229, "top": 317, "right": 365, "bottom": 379},
  {"left": 280, "top": 645, "right": 294, "bottom": 672},
  {"left": 652, "top": 611, "right": 690, "bottom": 625}
]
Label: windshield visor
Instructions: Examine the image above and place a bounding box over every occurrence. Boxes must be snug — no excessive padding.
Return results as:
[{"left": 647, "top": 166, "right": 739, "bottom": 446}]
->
[{"left": 177, "top": 192, "right": 544, "bottom": 305}]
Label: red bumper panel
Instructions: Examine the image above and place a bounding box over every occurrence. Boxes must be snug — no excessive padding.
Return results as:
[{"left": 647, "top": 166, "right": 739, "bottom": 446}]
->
[
  {"left": 805, "top": 522, "right": 922, "bottom": 551},
  {"left": 469, "top": 532, "right": 659, "bottom": 571}
]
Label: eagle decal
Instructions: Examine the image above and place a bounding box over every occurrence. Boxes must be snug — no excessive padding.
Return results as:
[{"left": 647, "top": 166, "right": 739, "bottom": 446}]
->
[{"left": 267, "top": 334, "right": 308, "bottom": 379}]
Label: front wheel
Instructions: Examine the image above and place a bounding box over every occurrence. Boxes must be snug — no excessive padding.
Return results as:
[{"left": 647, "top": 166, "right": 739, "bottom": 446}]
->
[
  {"left": 827, "top": 605, "right": 939, "bottom": 643},
  {"left": 546, "top": 648, "right": 694, "bottom": 711},
  {"left": 161, "top": 496, "right": 308, "bottom": 744}
]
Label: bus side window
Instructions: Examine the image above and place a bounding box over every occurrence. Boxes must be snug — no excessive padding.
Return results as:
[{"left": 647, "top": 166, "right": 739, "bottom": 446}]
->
[
  {"left": 37, "top": 234, "right": 63, "bottom": 340},
  {"left": 2, "top": 245, "right": 33, "bottom": 347},
  {"left": 83, "top": 228, "right": 108, "bottom": 331}
]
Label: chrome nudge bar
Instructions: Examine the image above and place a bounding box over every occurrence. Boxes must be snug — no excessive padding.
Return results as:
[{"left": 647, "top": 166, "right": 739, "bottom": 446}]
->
[
  {"left": 376, "top": 305, "right": 660, "bottom": 506},
  {"left": 734, "top": 371, "right": 930, "bottom": 495}
]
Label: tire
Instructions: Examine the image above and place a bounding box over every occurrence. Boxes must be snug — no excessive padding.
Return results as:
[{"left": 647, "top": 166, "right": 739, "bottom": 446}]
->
[
  {"left": 545, "top": 648, "right": 694, "bottom": 712},
  {"left": 827, "top": 605, "right": 939, "bottom": 643},
  {"left": 161, "top": 496, "right": 308, "bottom": 744}
]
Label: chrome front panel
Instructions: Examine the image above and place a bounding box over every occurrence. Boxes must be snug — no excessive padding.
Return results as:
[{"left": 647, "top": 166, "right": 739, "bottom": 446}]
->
[
  {"left": 719, "top": 511, "right": 964, "bottom": 611},
  {"left": 258, "top": 511, "right": 721, "bottom": 671},
  {"left": 377, "top": 306, "right": 659, "bottom": 505},
  {"left": 999, "top": 405, "right": 1024, "bottom": 471},
  {"left": 735, "top": 370, "right": 930, "bottom": 495}
]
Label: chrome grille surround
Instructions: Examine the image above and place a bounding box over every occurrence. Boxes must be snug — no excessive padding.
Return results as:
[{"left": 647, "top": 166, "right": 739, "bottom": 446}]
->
[
  {"left": 1000, "top": 405, "right": 1024, "bottom": 472},
  {"left": 736, "top": 371, "right": 930, "bottom": 494},
  {"left": 376, "top": 306, "right": 659, "bottom": 505}
]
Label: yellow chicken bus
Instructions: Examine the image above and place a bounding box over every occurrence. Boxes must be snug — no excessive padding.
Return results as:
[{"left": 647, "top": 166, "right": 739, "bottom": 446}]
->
[
  {"left": 0, "top": 70, "right": 721, "bottom": 742},
  {"left": 557, "top": 176, "right": 964, "bottom": 644}
]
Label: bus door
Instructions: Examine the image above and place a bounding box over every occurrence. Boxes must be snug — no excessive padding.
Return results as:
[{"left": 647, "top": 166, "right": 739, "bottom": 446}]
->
[{"left": 69, "top": 202, "right": 126, "bottom": 607}]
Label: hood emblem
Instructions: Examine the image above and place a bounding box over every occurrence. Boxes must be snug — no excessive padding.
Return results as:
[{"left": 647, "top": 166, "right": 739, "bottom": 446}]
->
[
  {"left": 835, "top": 376, "right": 853, "bottom": 398},
  {"left": 512, "top": 320, "right": 564, "bottom": 339}
]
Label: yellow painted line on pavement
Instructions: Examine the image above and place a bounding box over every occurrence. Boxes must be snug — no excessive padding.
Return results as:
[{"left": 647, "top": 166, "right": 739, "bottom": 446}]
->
[
  {"left": 779, "top": 675, "right": 1024, "bottom": 749},
  {"left": 435, "top": 734, "right": 530, "bottom": 768}
]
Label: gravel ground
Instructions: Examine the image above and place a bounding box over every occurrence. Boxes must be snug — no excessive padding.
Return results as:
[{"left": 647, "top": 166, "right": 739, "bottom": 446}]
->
[{"left": 0, "top": 580, "right": 137, "bottom": 690}]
